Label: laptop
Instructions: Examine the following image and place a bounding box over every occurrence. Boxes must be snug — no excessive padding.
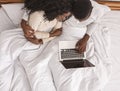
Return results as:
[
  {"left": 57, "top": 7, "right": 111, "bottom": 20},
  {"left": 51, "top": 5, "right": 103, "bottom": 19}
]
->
[{"left": 59, "top": 41, "right": 95, "bottom": 69}]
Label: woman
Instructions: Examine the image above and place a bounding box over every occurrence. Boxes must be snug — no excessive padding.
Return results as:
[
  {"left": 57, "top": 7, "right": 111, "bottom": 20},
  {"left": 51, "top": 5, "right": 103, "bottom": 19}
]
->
[
  {"left": 22, "top": 0, "right": 72, "bottom": 45},
  {"left": 0, "top": 0, "right": 72, "bottom": 91}
]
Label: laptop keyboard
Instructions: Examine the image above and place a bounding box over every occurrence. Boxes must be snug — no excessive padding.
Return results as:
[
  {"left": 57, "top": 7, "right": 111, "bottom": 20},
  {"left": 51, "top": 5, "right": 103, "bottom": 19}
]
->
[{"left": 61, "top": 49, "right": 84, "bottom": 59}]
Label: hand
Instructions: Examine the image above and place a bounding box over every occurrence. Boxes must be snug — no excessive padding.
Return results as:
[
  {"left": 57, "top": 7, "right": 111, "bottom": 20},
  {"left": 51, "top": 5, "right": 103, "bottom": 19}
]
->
[
  {"left": 50, "top": 28, "right": 62, "bottom": 37},
  {"left": 24, "top": 25, "right": 34, "bottom": 38},
  {"left": 21, "top": 19, "right": 34, "bottom": 38},
  {"left": 21, "top": 20, "right": 43, "bottom": 44},
  {"left": 25, "top": 35, "right": 43, "bottom": 45},
  {"left": 76, "top": 34, "right": 90, "bottom": 53}
]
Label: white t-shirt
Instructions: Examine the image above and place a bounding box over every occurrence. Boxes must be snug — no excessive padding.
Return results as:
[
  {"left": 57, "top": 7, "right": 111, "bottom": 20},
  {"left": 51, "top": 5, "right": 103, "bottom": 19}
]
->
[{"left": 63, "top": 0, "right": 110, "bottom": 36}]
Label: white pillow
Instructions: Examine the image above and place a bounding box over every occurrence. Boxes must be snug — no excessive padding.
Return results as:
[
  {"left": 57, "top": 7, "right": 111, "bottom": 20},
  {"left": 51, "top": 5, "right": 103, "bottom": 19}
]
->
[
  {"left": 0, "top": 8, "right": 16, "bottom": 32},
  {"left": 1, "top": 3, "right": 25, "bottom": 27}
]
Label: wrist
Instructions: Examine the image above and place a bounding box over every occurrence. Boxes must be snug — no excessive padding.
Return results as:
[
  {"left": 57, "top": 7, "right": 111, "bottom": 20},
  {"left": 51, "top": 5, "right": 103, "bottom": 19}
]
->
[{"left": 50, "top": 33, "right": 54, "bottom": 37}]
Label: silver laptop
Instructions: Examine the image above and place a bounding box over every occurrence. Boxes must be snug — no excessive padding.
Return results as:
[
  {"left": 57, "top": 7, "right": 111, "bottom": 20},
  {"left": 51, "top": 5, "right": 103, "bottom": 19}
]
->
[
  {"left": 59, "top": 41, "right": 94, "bottom": 69},
  {"left": 59, "top": 41, "right": 86, "bottom": 61}
]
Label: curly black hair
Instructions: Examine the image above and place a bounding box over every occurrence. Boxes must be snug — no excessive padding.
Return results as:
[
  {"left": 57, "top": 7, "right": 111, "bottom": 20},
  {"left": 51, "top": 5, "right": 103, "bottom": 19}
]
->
[
  {"left": 24, "top": 0, "right": 72, "bottom": 21},
  {"left": 71, "top": 0, "right": 93, "bottom": 20}
]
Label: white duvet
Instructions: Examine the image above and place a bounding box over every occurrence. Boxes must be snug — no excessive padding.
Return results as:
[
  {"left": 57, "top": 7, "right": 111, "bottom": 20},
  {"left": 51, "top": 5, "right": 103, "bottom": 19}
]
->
[{"left": 0, "top": 27, "right": 56, "bottom": 91}]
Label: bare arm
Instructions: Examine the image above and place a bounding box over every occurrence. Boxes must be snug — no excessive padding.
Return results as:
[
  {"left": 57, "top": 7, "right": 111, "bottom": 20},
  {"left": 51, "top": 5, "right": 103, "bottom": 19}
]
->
[
  {"left": 50, "top": 28, "right": 62, "bottom": 37},
  {"left": 76, "top": 34, "right": 90, "bottom": 53},
  {"left": 76, "top": 23, "right": 98, "bottom": 53}
]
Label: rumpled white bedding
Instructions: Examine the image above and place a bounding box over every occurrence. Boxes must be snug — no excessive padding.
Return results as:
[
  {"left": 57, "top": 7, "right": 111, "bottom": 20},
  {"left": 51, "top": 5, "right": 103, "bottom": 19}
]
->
[
  {"left": 101, "top": 11, "right": 120, "bottom": 91},
  {"left": 0, "top": 7, "right": 120, "bottom": 91},
  {"left": 0, "top": 27, "right": 56, "bottom": 91},
  {"left": 0, "top": 17, "right": 111, "bottom": 91}
]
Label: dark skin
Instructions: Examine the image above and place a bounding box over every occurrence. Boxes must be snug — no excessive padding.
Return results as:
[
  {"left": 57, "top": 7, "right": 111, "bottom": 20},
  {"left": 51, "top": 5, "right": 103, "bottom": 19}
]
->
[
  {"left": 21, "top": 19, "right": 62, "bottom": 45},
  {"left": 75, "top": 33, "right": 90, "bottom": 53}
]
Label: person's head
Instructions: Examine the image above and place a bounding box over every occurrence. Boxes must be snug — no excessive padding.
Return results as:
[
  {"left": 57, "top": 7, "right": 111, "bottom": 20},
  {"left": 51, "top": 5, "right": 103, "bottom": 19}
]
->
[
  {"left": 71, "top": 0, "right": 93, "bottom": 21},
  {"left": 24, "top": 0, "right": 72, "bottom": 21}
]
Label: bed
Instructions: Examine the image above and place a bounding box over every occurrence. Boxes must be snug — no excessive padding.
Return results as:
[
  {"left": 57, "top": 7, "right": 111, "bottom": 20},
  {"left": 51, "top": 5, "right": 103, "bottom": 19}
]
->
[{"left": 0, "top": 0, "right": 120, "bottom": 91}]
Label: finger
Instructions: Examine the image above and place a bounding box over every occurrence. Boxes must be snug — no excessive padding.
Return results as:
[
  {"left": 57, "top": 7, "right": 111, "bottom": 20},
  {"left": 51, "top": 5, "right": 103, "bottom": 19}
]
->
[
  {"left": 84, "top": 46, "right": 86, "bottom": 52},
  {"left": 81, "top": 46, "right": 86, "bottom": 53},
  {"left": 76, "top": 42, "right": 79, "bottom": 46},
  {"left": 25, "top": 33, "right": 31, "bottom": 37},
  {"left": 78, "top": 46, "right": 83, "bottom": 53},
  {"left": 80, "top": 48, "right": 84, "bottom": 53},
  {"left": 78, "top": 50, "right": 82, "bottom": 54},
  {"left": 24, "top": 34, "right": 29, "bottom": 38},
  {"left": 29, "top": 35, "right": 34, "bottom": 38},
  {"left": 24, "top": 34, "right": 34, "bottom": 40},
  {"left": 75, "top": 42, "right": 79, "bottom": 50},
  {"left": 75, "top": 45, "right": 78, "bottom": 50},
  {"left": 32, "top": 35, "right": 37, "bottom": 39},
  {"left": 27, "top": 31, "right": 34, "bottom": 36},
  {"left": 79, "top": 49, "right": 82, "bottom": 54},
  {"left": 25, "top": 34, "right": 31, "bottom": 38},
  {"left": 26, "top": 31, "right": 34, "bottom": 37},
  {"left": 29, "top": 30, "right": 34, "bottom": 34}
]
